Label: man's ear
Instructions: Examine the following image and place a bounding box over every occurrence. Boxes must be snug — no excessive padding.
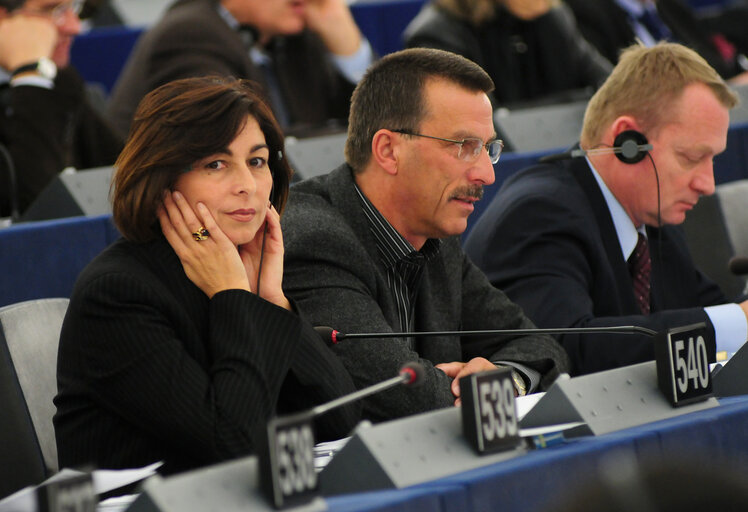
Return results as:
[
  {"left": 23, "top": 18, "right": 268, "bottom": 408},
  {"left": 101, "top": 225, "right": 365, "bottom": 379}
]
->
[
  {"left": 609, "top": 116, "right": 642, "bottom": 142},
  {"left": 370, "top": 129, "right": 400, "bottom": 176}
]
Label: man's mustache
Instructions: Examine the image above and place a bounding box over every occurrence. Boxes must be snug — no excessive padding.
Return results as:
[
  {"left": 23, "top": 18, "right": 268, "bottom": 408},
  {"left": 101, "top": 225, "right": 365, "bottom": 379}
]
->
[{"left": 450, "top": 185, "right": 484, "bottom": 201}]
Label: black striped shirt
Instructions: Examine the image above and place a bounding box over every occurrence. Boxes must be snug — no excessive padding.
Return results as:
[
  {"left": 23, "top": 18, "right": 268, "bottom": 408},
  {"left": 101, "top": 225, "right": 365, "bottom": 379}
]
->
[{"left": 354, "top": 184, "right": 440, "bottom": 337}]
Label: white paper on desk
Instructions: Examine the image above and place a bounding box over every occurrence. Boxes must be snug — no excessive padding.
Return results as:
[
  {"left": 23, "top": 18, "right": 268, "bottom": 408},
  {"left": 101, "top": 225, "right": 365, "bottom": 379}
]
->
[
  {"left": 516, "top": 391, "right": 545, "bottom": 420},
  {"left": 519, "top": 422, "right": 585, "bottom": 438},
  {"left": 97, "top": 494, "right": 138, "bottom": 512},
  {"left": 314, "top": 437, "right": 351, "bottom": 471},
  {"left": 0, "top": 462, "right": 162, "bottom": 512},
  {"left": 516, "top": 392, "right": 586, "bottom": 438},
  {"left": 90, "top": 461, "right": 162, "bottom": 495}
]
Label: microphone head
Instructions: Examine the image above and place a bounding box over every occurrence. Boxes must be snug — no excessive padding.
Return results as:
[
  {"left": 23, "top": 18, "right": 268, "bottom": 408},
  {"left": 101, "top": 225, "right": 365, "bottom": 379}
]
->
[
  {"left": 399, "top": 362, "right": 425, "bottom": 387},
  {"left": 728, "top": 256, "right": 748, "bottom": 276},
  {"left": 313, "top": 326, "right": 341, "bottom": 344}
]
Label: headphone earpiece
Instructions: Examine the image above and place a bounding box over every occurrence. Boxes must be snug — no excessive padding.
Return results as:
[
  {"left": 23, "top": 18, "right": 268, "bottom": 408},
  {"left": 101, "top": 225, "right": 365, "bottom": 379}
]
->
[
  {"left": 539, "top": 130, "right": 652, "bottom": 164},
  {"left": 613, "top": 130, "right": 649, "bottom": 164}
]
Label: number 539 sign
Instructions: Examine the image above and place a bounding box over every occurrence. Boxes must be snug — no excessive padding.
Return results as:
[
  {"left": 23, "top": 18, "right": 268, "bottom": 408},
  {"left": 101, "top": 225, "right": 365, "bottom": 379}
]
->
[
  {"left": 655, "top": 323, "right": 716, "bottom": 406},
  {"left": 460, "top": 368, "right": 521, "bottom": 454}
]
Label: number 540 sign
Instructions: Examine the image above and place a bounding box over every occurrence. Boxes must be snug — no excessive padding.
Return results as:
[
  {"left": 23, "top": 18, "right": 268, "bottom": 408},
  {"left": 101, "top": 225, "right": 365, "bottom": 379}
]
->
[{"left": 655, "top": 323, "right": 716, "bottom": 406}]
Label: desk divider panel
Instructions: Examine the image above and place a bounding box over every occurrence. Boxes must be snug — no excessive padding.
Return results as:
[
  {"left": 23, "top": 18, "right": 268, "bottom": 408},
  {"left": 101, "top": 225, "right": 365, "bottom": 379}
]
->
[
  {"left": 319, "top": 406, "right": 525, "bottom": 497},
  {"left": 284, "top": 133, "right": 347, "bottom": 180},
  {"left": 127, "top": 456, "right": 325, "bottom": 512},
  {"left": 21, "top": 167, "right": 114, "bottom": 222},
  {"left": 520, "top": 361, "right": 719, "bottom": 437},
  {"left": 713, "top": 342, "right": 748, "bottom": 398}
]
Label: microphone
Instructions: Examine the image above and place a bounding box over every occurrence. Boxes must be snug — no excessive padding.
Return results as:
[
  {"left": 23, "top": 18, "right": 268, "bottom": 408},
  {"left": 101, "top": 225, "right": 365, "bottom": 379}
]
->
[
  {"left": 314, "top": 325, "right": 658, "bottom": 345},
  {"left": 259, "top": 361, "right": 424, "bottom": 507},
  {"left": 308, "top": 361, "right": 424, "bottom": 418},
  {"left": 728, "top": 256, "right": 748, "bottom": 276}
]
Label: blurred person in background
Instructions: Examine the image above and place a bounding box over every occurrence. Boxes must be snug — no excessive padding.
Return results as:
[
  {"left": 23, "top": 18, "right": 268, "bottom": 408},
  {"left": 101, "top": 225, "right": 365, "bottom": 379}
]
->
[
  {"left": 404, "top": 0, "right": 612, "bottom": 110},
  {"left": 108, "top": 0, "right": 374, "bottom": 138},
  {"left": 565, "top": 0, "right": 748, "bottom": 84},
  {"left": 0, "top": 0, "right": 122, "bottom": 219}
]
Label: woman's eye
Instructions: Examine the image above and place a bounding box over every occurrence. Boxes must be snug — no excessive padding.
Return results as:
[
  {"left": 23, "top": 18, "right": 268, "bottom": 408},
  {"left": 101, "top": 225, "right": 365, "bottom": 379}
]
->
[
  {"left": 249, "top": 157, "right": 268, "bottom": 169},
  {"left": 205, "top": 160, "right": 226, "bottom": 170}
]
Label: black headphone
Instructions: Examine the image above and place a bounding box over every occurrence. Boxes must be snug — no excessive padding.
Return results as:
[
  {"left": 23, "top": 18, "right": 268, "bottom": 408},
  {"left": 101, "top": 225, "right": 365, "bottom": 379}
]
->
[
  {"left": 539, "top": 130, "right": 652, "bottom": 164},
  {"left": 611, "top": 130, "right": 650, "bottom": 164}
]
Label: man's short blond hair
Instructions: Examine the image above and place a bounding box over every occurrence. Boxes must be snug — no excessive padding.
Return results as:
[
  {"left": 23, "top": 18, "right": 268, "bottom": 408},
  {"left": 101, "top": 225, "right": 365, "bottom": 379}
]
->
[{"left": 581, "top": 42, "right": 738, "bottom": 147}]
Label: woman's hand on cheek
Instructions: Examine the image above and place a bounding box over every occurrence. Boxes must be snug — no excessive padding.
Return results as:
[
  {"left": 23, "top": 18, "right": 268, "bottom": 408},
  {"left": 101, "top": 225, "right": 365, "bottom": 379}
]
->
[
  {"left": 239, "top": 204, "right": 290, "bottom": 310},
  {"left": 159, "top": 190, "right": 250, "bottom": 298}
]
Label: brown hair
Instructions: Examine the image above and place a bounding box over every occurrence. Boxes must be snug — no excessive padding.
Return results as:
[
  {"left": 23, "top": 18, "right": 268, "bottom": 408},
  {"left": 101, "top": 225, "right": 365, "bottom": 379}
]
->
[
  {"left": 112, "top": 76, "right": 292, "bottom": 243},
  {"left": 581, "top": 42, "right": 738, "bottom": 147},
  {"left": 0, "top": 0, "right": 25, "bottom": 11},
  {"left": 345, "top": 47, "right": 494, "bottom": 173}
]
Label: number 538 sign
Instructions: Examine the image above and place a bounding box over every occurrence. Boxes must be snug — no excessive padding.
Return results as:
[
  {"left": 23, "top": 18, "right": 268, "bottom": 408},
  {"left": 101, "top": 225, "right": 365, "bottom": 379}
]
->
[
  {"left": 655, "top": 323, "right": 716, "bottom": 406},
  {"left": 260, "top": 413, "right": 317, "bottom": 509}
]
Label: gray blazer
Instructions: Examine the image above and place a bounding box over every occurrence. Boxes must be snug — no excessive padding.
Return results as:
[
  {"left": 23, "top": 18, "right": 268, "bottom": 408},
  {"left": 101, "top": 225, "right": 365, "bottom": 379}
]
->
[{"left": 282, "top": 164, "right": 570, "bottom": 422}]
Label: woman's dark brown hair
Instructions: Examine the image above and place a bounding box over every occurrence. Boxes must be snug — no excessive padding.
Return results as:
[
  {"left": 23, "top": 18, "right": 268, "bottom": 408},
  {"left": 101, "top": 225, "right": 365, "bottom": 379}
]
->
[{"left": 112, "top": 76, "right": 292, "bottom": 242}]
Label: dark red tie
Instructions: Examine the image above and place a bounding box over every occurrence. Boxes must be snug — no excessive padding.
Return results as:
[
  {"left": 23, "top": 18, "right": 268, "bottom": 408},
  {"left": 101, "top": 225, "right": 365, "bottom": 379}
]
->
[{"left": 629, "top": 233, "right": 651, "bottom": 315}]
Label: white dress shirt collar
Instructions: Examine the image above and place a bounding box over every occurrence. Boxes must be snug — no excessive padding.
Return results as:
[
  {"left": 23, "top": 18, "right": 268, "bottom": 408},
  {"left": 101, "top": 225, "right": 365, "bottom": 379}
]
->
[{"left": 586, "top": 156, "right": 643, "bottom": 261}]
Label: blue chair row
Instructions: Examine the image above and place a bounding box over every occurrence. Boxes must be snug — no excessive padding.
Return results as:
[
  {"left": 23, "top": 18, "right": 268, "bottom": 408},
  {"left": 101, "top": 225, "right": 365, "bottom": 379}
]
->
[
  {"left": 0, "top": 215, "right": 120, "bottom": 308},
  {"left": 4, "top": 121, "right": 748, "bottom": 308},
  {"left": 0, "top": 148, "right": 540, "bottom": 309}
]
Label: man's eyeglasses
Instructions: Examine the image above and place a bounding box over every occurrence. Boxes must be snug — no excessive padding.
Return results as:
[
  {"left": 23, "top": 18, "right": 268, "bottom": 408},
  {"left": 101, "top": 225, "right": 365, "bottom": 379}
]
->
[
  {"left": 393, "top": 129, "right": 504, "bottom": 164},
  {"left": 20, "top": 0, "right": 84, "bottom": 24}
]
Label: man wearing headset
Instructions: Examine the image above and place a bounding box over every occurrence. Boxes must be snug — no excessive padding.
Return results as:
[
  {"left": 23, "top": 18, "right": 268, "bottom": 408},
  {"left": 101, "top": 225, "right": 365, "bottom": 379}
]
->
[{"left": 464, "top": 42, "right": 748, "bottom": 376}]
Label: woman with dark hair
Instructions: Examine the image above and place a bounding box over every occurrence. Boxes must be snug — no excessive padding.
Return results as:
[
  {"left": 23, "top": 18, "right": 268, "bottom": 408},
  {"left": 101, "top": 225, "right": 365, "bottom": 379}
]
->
[{"left": 53, "top": 76, "right": 360, "bottom": 475}]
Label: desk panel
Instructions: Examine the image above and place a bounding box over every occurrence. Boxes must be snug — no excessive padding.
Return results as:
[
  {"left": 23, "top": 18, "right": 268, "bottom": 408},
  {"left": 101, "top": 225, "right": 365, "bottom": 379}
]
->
[{"left": 320, "top": 397, "right": 748, "bottom": 512}]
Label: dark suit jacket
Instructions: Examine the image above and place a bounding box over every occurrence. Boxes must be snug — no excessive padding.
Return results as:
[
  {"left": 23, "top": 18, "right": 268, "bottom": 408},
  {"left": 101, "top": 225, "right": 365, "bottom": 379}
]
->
[
  {"left": 463, "top": 157, "right": 727, "bottom": 375},
  {"left": 54, "top": 236, "right": 360, "bottom": 475},
  {"left": 565, "top": 0, "right": 743, "bottom": 79},
  {"left": 0, "top": 67, "right": 123, "bottom": 217},
  {"left": 107, "top": 0, "right": 355, "bottom": 137},
  {"left": 281, "top": 164, "right": 570, "bottom": 423},
  {"left": 404, "top": 3, "right": 612, "bottom": 107}
]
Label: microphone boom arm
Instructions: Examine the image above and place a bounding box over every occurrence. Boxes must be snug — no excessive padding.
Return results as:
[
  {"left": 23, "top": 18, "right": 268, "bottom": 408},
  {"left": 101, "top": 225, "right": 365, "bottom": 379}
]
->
[
  {"left": 310, "top": 373, "right": 408, "bottom": 417},
  {"left": 335, "top": 325, "right": 658, "bottom": 341}
]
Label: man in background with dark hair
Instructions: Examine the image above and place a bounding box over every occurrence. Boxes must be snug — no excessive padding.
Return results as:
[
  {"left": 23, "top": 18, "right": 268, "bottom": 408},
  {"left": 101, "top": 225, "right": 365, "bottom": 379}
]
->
[
  {"left": 0, "top": 0, "right": 122, "bottom": 219},
  {"left": 282, "top": 48, "right": 570, "bottom": 423},
  {"left": 108, "top": 0, "right": 373, "bottom": 138}
]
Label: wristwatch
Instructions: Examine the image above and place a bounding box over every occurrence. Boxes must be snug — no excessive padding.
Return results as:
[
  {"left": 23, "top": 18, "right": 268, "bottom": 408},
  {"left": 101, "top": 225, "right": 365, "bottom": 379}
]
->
[
  {"left": 510, "top": 370, "right": 527, "bottom": 397},
  {"left": 10, "top": 57, "right": 57, "bottom": 80}
]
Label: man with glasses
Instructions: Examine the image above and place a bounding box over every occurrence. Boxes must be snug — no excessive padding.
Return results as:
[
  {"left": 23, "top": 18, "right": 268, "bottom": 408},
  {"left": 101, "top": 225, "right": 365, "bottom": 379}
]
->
[
  {"left": 282, "top": 48, "right": 570, "bottom": 423},
  {"left": 0, "top": 0, "right": 122, "bottom": 219}
]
